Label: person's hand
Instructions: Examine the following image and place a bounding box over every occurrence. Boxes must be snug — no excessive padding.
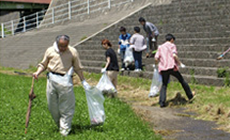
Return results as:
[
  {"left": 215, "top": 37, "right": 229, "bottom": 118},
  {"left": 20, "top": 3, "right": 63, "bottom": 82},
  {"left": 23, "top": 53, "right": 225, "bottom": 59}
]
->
[
  {"left": 33, "top": 72, "right": 39, "bottom": 80},
  {"left": 101, "top": 68, "right": 106, "bottom": 73},
  {"left": 82, "top": 80, "right": 91, "bottom": 90},
  {"left": 180, "top": 63, "right": 186, "bottom": 68},
  {"left": 117, "top": 48, "right": 120, "bottom": 54}
]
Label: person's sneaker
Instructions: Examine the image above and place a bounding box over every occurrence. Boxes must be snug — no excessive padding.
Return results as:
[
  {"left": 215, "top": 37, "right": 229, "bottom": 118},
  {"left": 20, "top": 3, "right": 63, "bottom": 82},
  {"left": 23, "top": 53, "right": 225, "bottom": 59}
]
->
[
  {"left": 60, "top": 128, "right": 70, "bottom": 136},
  {"left": 138, "top": 69, "right": 142, "bottom": 72},
  {"left": 146, "top": 53, "right": 150, "bottom": 58},
  {"left": 160, "top": 104, "right": 166, "bottom": 108},
  {"left": 188, "top": 91, "right": 196, "bottom": 103},
  {"left": 134, "top": 69, "right": 139, "bottom": 72},
  {"left": 120, "top": 68, "right": 125, "bottom": 72}
]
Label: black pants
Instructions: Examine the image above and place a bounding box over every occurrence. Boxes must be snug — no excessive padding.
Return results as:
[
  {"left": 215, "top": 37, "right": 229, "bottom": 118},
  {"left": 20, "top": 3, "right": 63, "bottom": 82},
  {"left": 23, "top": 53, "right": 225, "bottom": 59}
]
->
[
  {"left": 159, "top": 69, "right": 193, "bottom": 106},
  {"left": 148, "top": 35, "right": 158, "bottom": 52}
]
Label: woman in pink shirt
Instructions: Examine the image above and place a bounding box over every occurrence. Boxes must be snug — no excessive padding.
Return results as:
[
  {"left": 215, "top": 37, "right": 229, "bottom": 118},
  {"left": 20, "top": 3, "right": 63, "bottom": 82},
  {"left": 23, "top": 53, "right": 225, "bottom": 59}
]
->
[{"left": 155, "top": 34, "right": 194, "bottom": 108}]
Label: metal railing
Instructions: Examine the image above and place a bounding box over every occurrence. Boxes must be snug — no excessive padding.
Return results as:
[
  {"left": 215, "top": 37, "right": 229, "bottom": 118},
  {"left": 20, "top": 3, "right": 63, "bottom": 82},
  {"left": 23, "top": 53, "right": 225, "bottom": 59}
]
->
[{"left": 1, "top": 0, "right": 134, "bottom": 38}]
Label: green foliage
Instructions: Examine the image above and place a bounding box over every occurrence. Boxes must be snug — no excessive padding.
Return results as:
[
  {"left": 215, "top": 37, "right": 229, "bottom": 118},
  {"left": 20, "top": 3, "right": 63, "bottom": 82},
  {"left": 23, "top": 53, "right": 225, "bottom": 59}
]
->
[
  {"left": 190, "top": 69, "right": 197, "bottom": 84},
  {"left": 0, "top": 26, "right": 11, "bottom": 36},
  {"left": 80, "top": 36, "right": 87, "bottom": 41},
  {"left": 0, "top": 73, "right": 161, "bottom": 140},
  {"left": 224, "top": 72, "right": 230, "bottom": 87},
  {"left": 217, "top": 67, "right": 228, "bottom": 78}
]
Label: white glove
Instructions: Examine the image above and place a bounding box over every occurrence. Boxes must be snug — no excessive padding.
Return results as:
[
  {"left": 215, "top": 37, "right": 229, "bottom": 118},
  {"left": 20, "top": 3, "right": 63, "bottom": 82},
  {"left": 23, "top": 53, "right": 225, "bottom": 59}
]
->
[
  {"left": 101, "top": 68, "right": 106, "bottom": 73},
  {"left": 180, "top": 63, "right": 186, "bottom": 68},
  {"left": 82, "top": 80, "right": 91, "bottom": 90},
  {"left": 117, "top": 48, "right": 120, "bottom": 54}
]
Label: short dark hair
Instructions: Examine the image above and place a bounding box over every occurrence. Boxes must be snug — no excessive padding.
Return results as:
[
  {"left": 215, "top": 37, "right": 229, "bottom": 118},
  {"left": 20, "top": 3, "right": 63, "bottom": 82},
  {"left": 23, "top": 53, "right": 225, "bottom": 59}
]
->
[
  {"left": 56, "top": 35, "right": 70, "bottom": 43},
  {"left": 165, "top": 34, "right": 176, "bottom": 41},
  {"left": 119, "top": 26, "right": 126, "bottom": 32},
  {"left": 134, "top": 27, "right": 140, "bottom": 33},
  {"left": 139, "top": 17, "right": 146, "bottom": 22}
]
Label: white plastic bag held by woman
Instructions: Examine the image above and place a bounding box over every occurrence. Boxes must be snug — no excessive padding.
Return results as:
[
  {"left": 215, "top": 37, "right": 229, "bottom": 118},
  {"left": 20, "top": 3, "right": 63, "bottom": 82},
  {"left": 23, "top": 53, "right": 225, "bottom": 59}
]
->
[
  {"left": 96, "top": 73, "right": 117, "bottom": 94},
  {"left": 85, "top": 87, "right": 106, "bottom": 125},
  {"left": 124, "top": 47, "right": 134, "bottom": 66},
  {"left": 148, "top": 68, "right": 162, "bottom": 98}
]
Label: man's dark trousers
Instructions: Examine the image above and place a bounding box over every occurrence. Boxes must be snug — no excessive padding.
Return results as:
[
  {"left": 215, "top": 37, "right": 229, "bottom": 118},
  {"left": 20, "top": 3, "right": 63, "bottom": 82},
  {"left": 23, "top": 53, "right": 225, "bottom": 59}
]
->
[{"left": 159, "top": 68, "right": 193, "bottom": 107}]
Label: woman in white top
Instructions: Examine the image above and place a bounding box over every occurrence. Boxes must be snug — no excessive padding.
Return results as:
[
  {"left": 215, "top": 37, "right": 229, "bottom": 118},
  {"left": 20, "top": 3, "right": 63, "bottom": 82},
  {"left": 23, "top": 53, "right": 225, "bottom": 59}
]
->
[{"left": 130, "top": 27, "right": 147, "bottom": 72}]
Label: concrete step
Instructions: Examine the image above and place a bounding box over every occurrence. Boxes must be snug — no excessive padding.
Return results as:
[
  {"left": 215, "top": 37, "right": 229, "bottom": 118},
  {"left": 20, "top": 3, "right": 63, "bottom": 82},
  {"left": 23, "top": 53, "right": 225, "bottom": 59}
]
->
[
  {"left": 143, "top": 58, "right": 230, "bottom": 68},
  {"left": 177, "top": 44, "right": 230, "bottom": 52},
  {"left": 83, "top": 66, "right": 225, "bottom": 86},
  {"left": 92, "top": 32, "right": 230, "bottom": 41},
  {"left": 77, "top": 37, "right": 230, "bottom": 48},
  {"left": 144, "top": 65, "right": 226, "bottom": 77},
  {"left": 177, "top": 51, "right": 230, "bottom": 59}
]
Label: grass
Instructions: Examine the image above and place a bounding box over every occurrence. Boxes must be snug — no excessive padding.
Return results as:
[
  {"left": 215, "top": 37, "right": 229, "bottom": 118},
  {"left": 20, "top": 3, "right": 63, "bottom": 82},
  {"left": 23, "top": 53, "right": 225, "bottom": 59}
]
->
[{"left": 0, "top": 73, "right": 161, "bottom": 140}]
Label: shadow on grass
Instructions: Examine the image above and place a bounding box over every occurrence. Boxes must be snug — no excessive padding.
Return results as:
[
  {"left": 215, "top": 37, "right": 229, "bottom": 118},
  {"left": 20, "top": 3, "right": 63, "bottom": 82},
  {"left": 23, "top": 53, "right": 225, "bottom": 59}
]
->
[{"left": 70, "top": 124, "right": 104, "bottom": 134}]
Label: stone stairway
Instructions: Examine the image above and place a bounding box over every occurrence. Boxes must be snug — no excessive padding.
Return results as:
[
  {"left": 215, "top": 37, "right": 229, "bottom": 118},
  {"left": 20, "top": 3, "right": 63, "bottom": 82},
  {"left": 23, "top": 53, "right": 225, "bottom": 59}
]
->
[
  {"left": 0, "top": 1, "right": 161, "bottom": 69},
  {"left": 76, "top": 0, "right": 230, "bottom": 86}
]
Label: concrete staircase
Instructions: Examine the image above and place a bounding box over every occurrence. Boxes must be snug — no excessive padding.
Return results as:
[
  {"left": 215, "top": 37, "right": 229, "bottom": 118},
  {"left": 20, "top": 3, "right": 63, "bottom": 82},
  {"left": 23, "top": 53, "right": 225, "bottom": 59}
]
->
[
  {"left": 75, "top": 0, "right": 230, "bottom": 86},
  {"left": 0, "top": 1, "right": 162, "bottom": 68}
]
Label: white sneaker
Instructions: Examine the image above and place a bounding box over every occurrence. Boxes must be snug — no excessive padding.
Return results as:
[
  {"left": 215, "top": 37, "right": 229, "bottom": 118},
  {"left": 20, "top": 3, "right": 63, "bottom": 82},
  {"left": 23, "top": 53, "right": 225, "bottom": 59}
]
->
[
  {"left": 60, "top": 128, "right": 70, "bottom": 136},
  {"left": 134, "top": 69, "right": 139, "bottom": 72},
  {"left": 120, "top": 68, "right": 125, "bottom": 72},
  {"left": 138, "top": 69, "right": 142, "bottom": 72}
]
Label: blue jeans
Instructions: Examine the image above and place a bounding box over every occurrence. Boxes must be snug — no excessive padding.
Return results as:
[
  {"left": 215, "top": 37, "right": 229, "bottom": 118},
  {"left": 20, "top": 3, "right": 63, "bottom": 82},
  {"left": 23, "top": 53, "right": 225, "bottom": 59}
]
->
[
  {"left": 120, "top": 50, "right": 126, "bottom": 69},
  {"left": 133, "top": 51, "right": 142, "bottom": 69}
]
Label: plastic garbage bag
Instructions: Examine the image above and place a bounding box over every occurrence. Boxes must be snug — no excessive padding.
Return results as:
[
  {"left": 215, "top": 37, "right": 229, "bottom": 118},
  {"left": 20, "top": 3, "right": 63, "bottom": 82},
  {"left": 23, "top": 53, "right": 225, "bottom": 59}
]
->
[
  {"left": 96, "top": 73, "right": 117, "bottom": 94},
  {"left": 48, "top": 67, "right": 73, "bottom": 87},
  {"left": 124, "top": 47, "right": 134, "bottom": 66},
  {"left": 85, "top": 87, "right": 106, "bottom": 125},
  {"left": 148, "top": 68, "right": 162, "bottom": 98}
]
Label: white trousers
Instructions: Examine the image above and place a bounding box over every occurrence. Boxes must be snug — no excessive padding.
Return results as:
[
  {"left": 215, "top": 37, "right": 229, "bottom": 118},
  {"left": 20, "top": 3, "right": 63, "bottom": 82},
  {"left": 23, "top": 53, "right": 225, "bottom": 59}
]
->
[{"left": 46, "top": 79, "right": 75, "bottom": 131}]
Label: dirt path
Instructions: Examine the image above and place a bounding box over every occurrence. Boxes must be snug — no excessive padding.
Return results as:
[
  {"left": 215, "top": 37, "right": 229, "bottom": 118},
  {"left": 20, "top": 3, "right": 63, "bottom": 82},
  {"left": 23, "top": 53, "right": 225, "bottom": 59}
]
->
[
  {"left": 117, "top": 85, "right": 230, "bottom": 140},
  {"left": 133, "top": 105, "right": 230, "bottom": 140}
]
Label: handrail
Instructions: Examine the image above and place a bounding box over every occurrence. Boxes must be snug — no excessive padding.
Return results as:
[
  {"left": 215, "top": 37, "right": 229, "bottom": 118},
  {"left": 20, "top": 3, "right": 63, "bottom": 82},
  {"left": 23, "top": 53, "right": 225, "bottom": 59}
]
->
[{"left": 1, "top": 0, "right": 135, "bottom": 38}]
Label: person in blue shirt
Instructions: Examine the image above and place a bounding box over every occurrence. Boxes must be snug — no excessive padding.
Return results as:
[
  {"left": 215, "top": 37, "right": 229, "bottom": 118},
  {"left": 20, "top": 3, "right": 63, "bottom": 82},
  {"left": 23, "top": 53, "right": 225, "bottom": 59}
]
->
[{"left": 118, "top": 27, "right": 131, "bottom": 71}]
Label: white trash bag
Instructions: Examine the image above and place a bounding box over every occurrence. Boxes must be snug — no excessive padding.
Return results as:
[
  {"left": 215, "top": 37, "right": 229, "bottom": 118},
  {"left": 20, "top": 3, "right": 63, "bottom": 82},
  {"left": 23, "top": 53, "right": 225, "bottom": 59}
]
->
[
  {"left": 148, "top": 68, "right": 162, "bottom": 98},
  {"left": 85, "top": 87, "right": 106, "bottom": 125},
  {"left": 96, "top": 73, "right": 117, "bottom": 94},
  {"left": 48, "top": 67, "right": 73, "bottom": 87},
  {"left": 124, "top": 47, "right": 134, "bottom": 66}
]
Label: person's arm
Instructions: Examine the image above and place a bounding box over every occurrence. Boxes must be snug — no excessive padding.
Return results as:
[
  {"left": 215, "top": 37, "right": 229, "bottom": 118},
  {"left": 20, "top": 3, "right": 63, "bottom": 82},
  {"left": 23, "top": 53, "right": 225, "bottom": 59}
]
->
[
  {"left": 33, "top": 66, "right": 44, "bottom": 79},
  {"left": 173, "top": 53, "right": 181, "bottom": 65},
  {"left": 76, "top": 70, "right": 85, "bottom": 81},
  {"left": 33, "top": 49, "right": 49, "bottom": 79},
  {"left": 129, "top": 35, "right": 135, "bottom": 45},
  {"left": 154, "top": 47, "right": 160, "bottom": 66},
  {"left": 105, "top": 57, "right": 111, "bottom": 69},
  {"left": 73, "top": 49, "right": 85, "bottom": 81}
]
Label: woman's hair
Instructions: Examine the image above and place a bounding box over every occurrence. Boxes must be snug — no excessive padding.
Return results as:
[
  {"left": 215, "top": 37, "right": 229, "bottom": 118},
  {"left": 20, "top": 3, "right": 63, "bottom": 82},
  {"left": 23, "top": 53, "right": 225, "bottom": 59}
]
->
[{"left": 101, "top": 39, "right": 112, "bottom": 47}]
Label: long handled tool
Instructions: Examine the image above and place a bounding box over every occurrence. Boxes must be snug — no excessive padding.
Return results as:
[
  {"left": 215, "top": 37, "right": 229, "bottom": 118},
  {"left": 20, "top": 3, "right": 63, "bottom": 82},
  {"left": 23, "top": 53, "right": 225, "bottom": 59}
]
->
[
  {"left": 25, "top": 77, "right": 36, "bottom": 134},
  {"left": 217, "top": 47, "right": 230, "bottom": 60}
]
